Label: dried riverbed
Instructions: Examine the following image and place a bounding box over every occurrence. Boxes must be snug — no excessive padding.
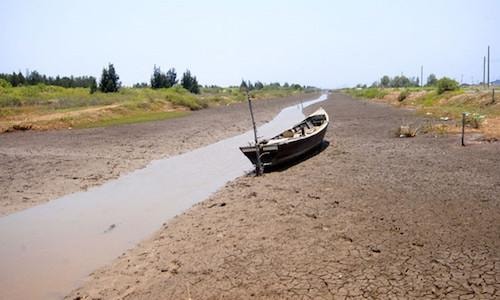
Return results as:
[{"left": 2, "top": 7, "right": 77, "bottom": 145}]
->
[
  {"left": 69, "top": 93, "right": 500, "bottom": 299},
  {"left": 0, "top": 94, "right": 316, "bottom": 217}
]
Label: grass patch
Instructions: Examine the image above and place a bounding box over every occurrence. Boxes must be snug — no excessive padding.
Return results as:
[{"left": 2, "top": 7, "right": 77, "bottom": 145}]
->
[
  {"left": 74, "top": 111, "right": 189, "bottom": 129},
  {"left": 343, "top": 88, "right": 388, "bottom": 99},
  {"left": 0, "top": 84, "right": 314, "bottom": 131},
  {"left": 343, "top": 86, "right": 500, "bottom": 137}
]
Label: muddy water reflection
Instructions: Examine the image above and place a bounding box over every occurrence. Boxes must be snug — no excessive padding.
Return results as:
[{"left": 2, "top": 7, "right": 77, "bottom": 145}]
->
[{"left": 0, "top": 94, "right": 327, "bottom": 299}]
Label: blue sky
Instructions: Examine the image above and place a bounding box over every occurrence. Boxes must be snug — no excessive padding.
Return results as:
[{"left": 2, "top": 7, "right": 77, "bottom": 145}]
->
[{"left": 0, "top": 0, "right": 498, "bottom": 88}]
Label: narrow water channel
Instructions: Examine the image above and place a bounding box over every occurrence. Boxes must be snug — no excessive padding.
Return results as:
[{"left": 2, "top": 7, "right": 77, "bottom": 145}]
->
[{"left": 0, "top": 94, "right": 328, "bottom": 299}]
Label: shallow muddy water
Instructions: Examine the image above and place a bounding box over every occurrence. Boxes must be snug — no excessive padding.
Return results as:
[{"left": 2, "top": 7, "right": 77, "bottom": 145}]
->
[{"left": 0, "top": 94, "right": 327, "bottom": 299}]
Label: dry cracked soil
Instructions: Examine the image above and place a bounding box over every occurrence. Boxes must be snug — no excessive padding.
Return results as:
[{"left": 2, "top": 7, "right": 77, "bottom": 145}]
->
[{"left": 64, "top": 93, "right": 500, "bottom": 299}]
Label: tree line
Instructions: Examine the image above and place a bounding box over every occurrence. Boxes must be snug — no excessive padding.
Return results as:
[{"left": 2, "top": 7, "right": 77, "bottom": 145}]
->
[
  {"left": 0, "top": 71, "right": 97, "bottom": 88},
  {"left": 240, "top": 80, "right": 305, "bottom": 91},
  {"left": 366, "top": 73, "right": 440, "bottom": 88},
  {"left": 358, "top": 73, "right": 458, "bottom": 94},
  {"left": 1, "top": 63, "right": 310, "bottom": 95}
]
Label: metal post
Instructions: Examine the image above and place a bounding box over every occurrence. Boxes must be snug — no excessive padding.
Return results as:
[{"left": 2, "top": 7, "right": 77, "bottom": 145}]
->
[
  {"left": 493, "top": 88, "right": 496, "bottom": 104},
  {"left": 420, "top": 65, "right": 423, "bottom": 88},
  {"left": 483, "top": 56, "right": 486, "bottom": 87},
  {"left": 487, "top": 46, "right": 490, "bottom": 87},
  {"left": 246, "top": 89, "right": 262, "bottom": 175},
  {"left": 461, "top": 113, "right": 466, "bottom": 147}
]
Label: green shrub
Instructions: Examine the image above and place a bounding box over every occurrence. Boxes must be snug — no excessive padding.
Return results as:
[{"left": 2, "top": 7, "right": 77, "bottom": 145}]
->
[
  {"left": 0, "top": 78, "right": 12, "bottom": 88},
  {"left": 466, "top": 113, "right": 485, "bottom": 129},
  {"left": 437, "top": 77, "right": 459, "bottom": 94}
]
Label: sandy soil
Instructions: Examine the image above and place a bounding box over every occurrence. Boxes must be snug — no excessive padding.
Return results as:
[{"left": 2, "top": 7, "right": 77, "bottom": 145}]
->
[
  {"left": 0, "top": 93, "right": 316, "bottom": 217},
  {"left": 68, "top": 93, "right": 500, "bottom": 299}
]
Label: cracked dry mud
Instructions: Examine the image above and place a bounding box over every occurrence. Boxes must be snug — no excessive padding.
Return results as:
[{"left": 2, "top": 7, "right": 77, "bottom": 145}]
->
[
  {"left": 68, "top": 93, "right": 500, "bottom": 299},
  {"left": 0, "top": 94, "right": 314, "bottom": 217}
]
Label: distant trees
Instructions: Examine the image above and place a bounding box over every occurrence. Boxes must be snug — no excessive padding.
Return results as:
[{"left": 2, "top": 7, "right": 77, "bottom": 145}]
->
[
  {"left": 0, "top": 72, "right": 25, "bottom": 86},
  {"left": 150, "top": 66, "right": 178, "bottom": 89},
  {"left": 370, "top": 73, "right": 459, "bottom": 94},
  {"left": 380, "top": 75, "right": 390, "bottom": 88},
  {"left": 240, "top": 79, "right": 304, "bottom": 91},
  {"left": 1, "top": 66, "right": 314, "bottom": 95},
  {"left": 89, "top": 78, "right": 97, "bottom": 94},
  {"left": 99, "top": 63, "right": 120, "bottom": 93},
  {"left": 0, "top": 71, "right": 96, "bottom": 88},
  {"left": 426, "top": 74, "right": 438, "bottom": 86},
  {"left": 375, "top": 75, "right": 419, "bottom": 88},
  {"left": 181, "top": 70, "right": 200, "bottom": 94},
  {"left": 133, "top": 82, "right": 149, "bottom": 88},
  {"left": 165, "top": 69, "right": 177, "bottom": 88},
  {"left": 254, "top": 81, "right": 264, "bottom": 90},
  {"left": 151, "top": 66, "right": 166, "bottom": 89},
  {"left": 240, "top": 80, "right": 248, "bottom": 91}
]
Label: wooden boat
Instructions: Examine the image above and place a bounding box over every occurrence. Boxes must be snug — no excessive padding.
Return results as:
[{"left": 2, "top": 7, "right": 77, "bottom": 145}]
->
[{"left": 240, "top": 107, "right": 329, "bottom": 168}]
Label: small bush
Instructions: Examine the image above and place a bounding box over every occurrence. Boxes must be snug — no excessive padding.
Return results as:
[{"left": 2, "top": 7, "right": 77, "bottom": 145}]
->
[
  {"left": 437, "top": 77, "right": 459, "bottom": 94},
  {"left": 0, "top": 78, "right": 12, "bottom": 88},
  {"left": 466, "top": 113, "right": 485, "bottom": 129},
  {"left": 396, "top": 124, "right": 419, "bottom": 137},
  {"left": 398, "top": 89, "right": 410, "bottom": 102}
]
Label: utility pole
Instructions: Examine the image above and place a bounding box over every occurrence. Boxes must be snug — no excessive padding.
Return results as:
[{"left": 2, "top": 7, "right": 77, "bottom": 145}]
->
[
  {"left": 487, "top": 45, "right": 490, "bottom": 87},
  {"left": 483, "top": 56, "right": 486, "bottom": 87},
  {"left": 420, "top": 65, "right": 423, "bottom": 87}
]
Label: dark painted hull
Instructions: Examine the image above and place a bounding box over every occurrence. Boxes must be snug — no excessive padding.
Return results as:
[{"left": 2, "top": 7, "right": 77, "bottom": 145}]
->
[{"left": 239, "top": 123, "right": 328, "bottom": 167}]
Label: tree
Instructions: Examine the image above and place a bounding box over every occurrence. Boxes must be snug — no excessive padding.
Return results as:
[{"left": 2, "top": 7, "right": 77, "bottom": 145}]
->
[
  {"left": 27, "top": 70, "right": 42, "bottom": 85},
  {"left": 181, "top": 70, "right": 200, "bottom": 94},
  {"left": 380, "top": 75, "right": 390, "bottom": 88},
  {"left": 254, "top": 81, "right": 264, "bottom": 90},
  {"left": 133, "top": 82, "right": 149, "bottom": 88},
  {"left": 165, "top": 68, "right": 177, "bottom": 88},
  {"left": 191, "top": 76, "right": 200, "bottom": 94},
  {"left": 436, "top": 77, "right": 459, "bottom": 94},
  {"left": 426, "top": 74, "right": 437, "bottom": 86},
  {"left": 390, "top": 75, "right": 411, "bottom": 88},
  {"left": 99, "top": 63, "right": 120, "bottom": 93},
  {"left": 89, "top": 78, "right": 97, "bottom": 94},
  {"left": 151, "top": 65, "right": 167, "bottom": 89},
  {"left": 240, "top": 79, "right": 248, "bottom": 91}
]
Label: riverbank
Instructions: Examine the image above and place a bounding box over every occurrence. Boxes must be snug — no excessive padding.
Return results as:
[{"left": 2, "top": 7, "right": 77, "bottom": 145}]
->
[
  {"left": 68, "top": 93, "right": 500, "bottom": 299},
  {"left": 343, "top": 87, "right": 500, "bottom": 138},
  {"left": 0, "top": 93, "right": 317, "bottom": 217},
  {"left": 0, "top": 85, "right": 314, "bottom": 133}
]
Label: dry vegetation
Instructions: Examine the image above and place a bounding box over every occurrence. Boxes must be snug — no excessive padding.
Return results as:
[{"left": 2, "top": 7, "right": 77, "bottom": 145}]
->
[
  {"left": 345, "top": 87, "right": 500, "bottom": 138},
  {"left": 0, "top": 85, "right": 315, "bottom": 133}
]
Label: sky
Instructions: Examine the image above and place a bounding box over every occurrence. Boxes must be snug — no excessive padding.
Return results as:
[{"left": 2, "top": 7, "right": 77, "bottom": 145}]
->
[{"left": 0, "top": 0, "right": 499, "bottom": 88}]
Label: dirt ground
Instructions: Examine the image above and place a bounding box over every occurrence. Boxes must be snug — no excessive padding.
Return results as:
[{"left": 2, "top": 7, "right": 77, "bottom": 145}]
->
[
  {"left": 67, "top": 93, "right": 500, "bottom": 299},
  {"left": 0, "top": 93, "right": 316, "bottom": 217}
]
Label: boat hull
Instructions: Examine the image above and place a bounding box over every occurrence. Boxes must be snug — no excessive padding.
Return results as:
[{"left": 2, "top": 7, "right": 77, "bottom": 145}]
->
[{"left": 240, "top": 123, "right": 328, "bottom": 168}]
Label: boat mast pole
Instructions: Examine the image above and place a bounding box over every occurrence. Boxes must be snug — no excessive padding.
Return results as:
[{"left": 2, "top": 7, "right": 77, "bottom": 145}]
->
[{"left": 246, "top": 88, "right": 263, "bottom": 176}]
